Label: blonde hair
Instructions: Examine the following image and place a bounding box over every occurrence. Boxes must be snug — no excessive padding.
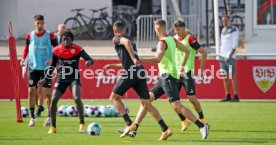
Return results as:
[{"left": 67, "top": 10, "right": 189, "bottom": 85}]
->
[{"left": 154, "top": 19, "right": 166, "bottom": 27}]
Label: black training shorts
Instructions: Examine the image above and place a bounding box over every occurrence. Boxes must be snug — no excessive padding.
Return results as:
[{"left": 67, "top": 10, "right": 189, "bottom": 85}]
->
[
  {"left": 177, "top": 71, "right": 196, "bottom": 96},
  {"left": 151, "top": 74, "right": 180, "bottom": 102},
  {"left": 28, "top": 69, "right": 52, "bottom": 88},
  {"left": 54, "top": 79, "right": 81, "bottom": 95},
  {"left": 113, "top": 75, "right": 150, "bottom": 99}
]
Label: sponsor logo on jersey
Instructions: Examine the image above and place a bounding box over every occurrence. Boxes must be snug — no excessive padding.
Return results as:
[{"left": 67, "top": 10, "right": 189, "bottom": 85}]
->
[{"left": 70, "top": 49, "right": 75, "bottom": 54}]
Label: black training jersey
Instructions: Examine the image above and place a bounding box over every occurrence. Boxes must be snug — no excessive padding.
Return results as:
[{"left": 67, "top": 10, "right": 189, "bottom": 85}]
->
[
  {"left": 47, "top": 43, "right": 93, "bottom": 83},
  {"left": 113, "top": 35, "right": 144, "bottom": 71}
]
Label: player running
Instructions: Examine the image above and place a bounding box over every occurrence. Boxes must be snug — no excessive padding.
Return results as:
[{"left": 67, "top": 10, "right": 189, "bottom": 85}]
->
[
  {"left": 39, "top": 31, "right": 94, "bottom": 134},
  {"left": 120, "top": 19, "right": 209, "bottom": 140},
  {"left": 20, "top": 14, "right": 57, "bottom": 126},
  {"left": 173, "top": 20, "right": 208, "bottom": 131},
  {"left": 103, "top": 21, "right": 172, "bottom": 140}
]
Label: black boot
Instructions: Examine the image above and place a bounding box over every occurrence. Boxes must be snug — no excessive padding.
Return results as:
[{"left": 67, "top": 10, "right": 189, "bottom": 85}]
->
[
  {"left": 219, "top": 94, "right": 231, "bottom": 102},
  {"left": 232, "top": 95, "right": 239, "bottom": 102}
]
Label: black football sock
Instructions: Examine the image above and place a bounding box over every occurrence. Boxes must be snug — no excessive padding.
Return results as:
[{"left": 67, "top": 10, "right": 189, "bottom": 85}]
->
[
  {"left": 52, "top": 119, "right": 56, "bottom": 128},
  {"left": 38, "top": 106, "right": 44, "bottom": 113},
  {"left": 178, "top": 113, "right": 186, "bottom": 121},
  {"left": 198, "top": 112, "right": 204, "bottom": 119},
  {"left": 30, "top": 108, "right": 35, "bottom": 119},
  {"left": 195, "top": 119, "right": 204, "bottom": 128},
  {"left": 158, "top": 119, "right": 169, "bottom": 132},
  {"left": 122, "top": 114, "right": 132, "bottom": 126},
  {"left": 80, "top": 119, "right": 85, "bottom": 124}
]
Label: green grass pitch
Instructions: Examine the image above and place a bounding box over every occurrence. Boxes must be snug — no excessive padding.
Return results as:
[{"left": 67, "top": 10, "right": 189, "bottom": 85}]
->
[{"left": 0, "top": 100, "right": 276, "bottom": 145}]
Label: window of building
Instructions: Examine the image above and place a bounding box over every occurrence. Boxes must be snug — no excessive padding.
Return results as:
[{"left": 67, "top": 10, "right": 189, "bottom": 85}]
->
[{"left": 254, "top": 0, "right": 276, "bottom": 28}]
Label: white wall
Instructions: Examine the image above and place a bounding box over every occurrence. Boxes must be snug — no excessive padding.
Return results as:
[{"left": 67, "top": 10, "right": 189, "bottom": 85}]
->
[
  {"left": 0, "top": 0, "right": 112, "bottom": 39},
  {"left": 0, "top": 0, "right": 19, "bottom": 39}
]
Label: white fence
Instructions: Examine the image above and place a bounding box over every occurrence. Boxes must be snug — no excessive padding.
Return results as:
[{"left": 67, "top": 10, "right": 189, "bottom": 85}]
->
[{"left": 136, "top": 15, "right": 200, "bottom": 49}]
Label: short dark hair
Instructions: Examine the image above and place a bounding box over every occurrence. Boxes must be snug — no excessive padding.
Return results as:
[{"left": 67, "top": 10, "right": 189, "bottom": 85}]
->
[
  {"left": 154, "top": 19, "right": 166, "bottom": 27},
  {"left": 222, "top": 15, "right": 230, "bottom": 19},
  {"left": 34, "top": 14, "right": 44, "bottom": 21},
  {"left": 173, "top": 20, "right": 186, "bottom": 28},
  {"left": 62, "top": 31, "right": 74, "bottom": 41},
  {"left": 113, "top": 20, "right": 125, "bottom": 30}
]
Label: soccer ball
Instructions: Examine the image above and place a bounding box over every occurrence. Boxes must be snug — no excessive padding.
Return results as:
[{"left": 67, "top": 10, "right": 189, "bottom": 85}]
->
[
  {"left": 83, "top": 105, "right": 91, "bottom": 117},
  {"left": 66, "top": 106, "right": 78, "bottom": 116},
  {"left": 104, "top": 106, "right": 112, "bottom": 117},
  {"left": 87, "top": 122, "right": 101, "bottom": 135},
  {"left": 21, "top": 107, "right": 29, "bottom": 118},
  {"left": 87, "top": 106, "right": 100, "bottom": 117},
  {"left": 57, "top": 105, "right": 68, "bottom": 116},
  {"left": 106, "top": 105, "right": 118, "bottom": 117},
  {"left": 98, "top": 105, "right": 111, "bottom": 117}
]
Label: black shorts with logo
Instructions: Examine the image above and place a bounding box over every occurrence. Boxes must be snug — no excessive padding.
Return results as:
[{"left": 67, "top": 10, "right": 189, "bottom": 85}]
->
[
  {"left": 54, "top": 79, "right": 81, "bottom": 95},
  {"left": 28, "top": 69, "right": 52, "bottom": 88},
  {"left": 177, "top": 71, "right": 196, "bottom": 96},
  {"left": 151, "top": 74, "right": 180, "bottom": 102},
  {"left": 113, "top": 74, "right": 150, "bottom": 99}
]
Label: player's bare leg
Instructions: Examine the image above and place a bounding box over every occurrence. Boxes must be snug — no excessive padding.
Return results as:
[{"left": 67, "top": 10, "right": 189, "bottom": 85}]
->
[
  {"left": 170, "top": 101, "right": 208, "bottom": 139},
  {"left": 118, "top": 92, "right": 154, "bottom": 136},
  {"left": 43, "top": 88, "right": 52, "bottom": 126},
  {"left": 141, "top": 99, "right": 172, "bottom": 140},
  {"left": 35, "top": 86, "right": 44, "bottom": 117},
  {"left": 71, "top": 84, "right": 85, "bottom": 133},
  {"left": 133, "top": 92, "right": 155, "bottom": 125},
  {"left": 119, "top": 91, "right": 172, "bottom": 140},
  {"left": 118, "top": 103, "right": 147, "bottom": 136},
  {"left": 110, "top": 92, "right": 134, "bottom": 137},
  {"left": 178, "top": 95, "right": 205, "bottom": 131},
  {"left": 188, "top": 95, "right": 206, "bottom": 123},
  {"left": 45, "top": 88, "right": 51, "bottom": 113},
  {"left": 28, "top": 87, "right": 36, "bottom": 126},
  {"left": 48, "top": 86, "right": 63, "bottom": 134},
  {"left": 110, "top": 93, "right": 128, "bottom": 117}
]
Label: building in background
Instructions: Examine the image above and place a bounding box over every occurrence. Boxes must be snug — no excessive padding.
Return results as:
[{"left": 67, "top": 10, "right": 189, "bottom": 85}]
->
[{"left": 0, "top": 0, "right": 112, "bottom": 39}]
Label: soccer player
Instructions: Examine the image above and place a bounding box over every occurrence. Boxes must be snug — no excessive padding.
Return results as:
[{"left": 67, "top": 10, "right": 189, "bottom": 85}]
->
[
  {"left": 103, "top": 21, "right": 172, "bottom": 140},
  {"left": 20, "top": 14, "right": 57, "bottom": 126},
  {"left": 173, "top": 20, "right": 208, "bottom": 131},
  {"left": 126, "top": 19, "right": 208, "bottom": 140},
  {"left": 39, "top": 31, "right": 94, "bottom": 134}
]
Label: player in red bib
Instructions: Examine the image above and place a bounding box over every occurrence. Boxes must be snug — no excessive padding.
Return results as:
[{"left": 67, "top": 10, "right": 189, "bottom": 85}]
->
[{"left": 39, "top": 31, "right": 94, "bottom": 134}]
